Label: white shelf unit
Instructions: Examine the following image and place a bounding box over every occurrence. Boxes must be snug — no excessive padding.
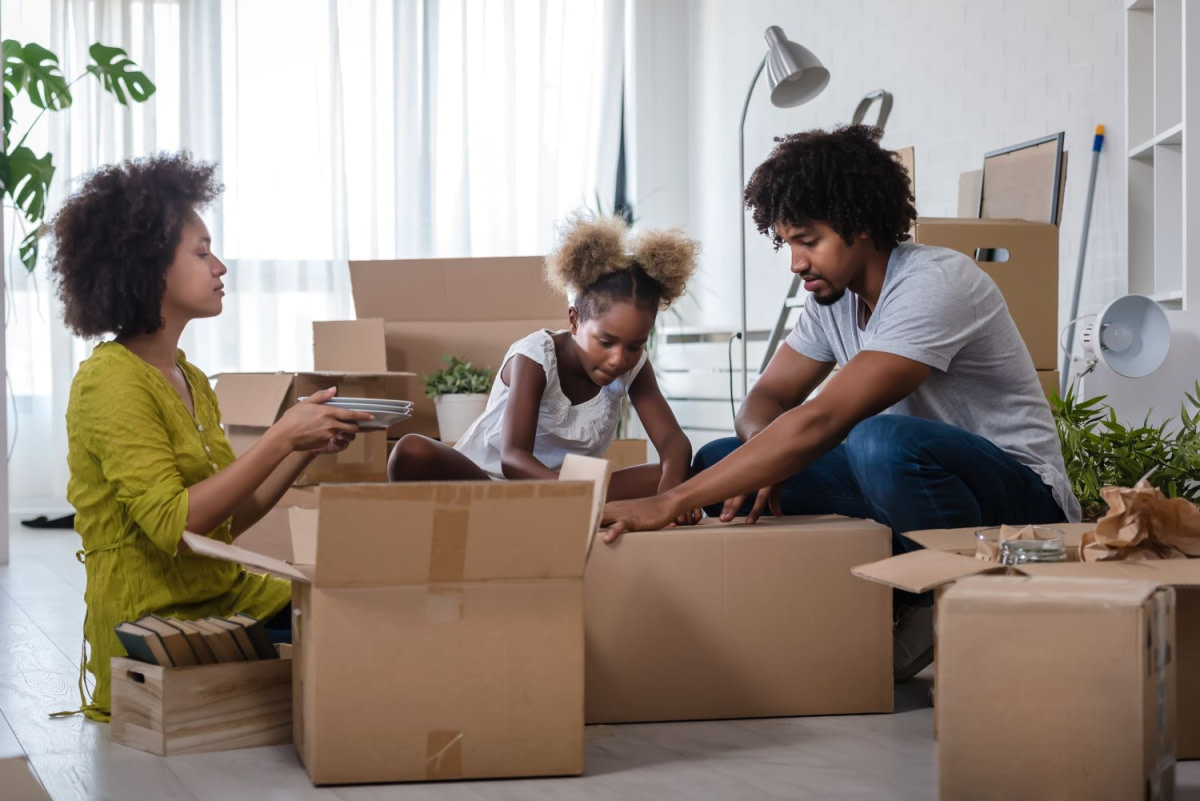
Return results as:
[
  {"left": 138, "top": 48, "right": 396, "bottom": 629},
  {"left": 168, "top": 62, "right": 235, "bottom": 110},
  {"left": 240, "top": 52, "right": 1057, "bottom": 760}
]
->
[{"left": 1125, "top": 0, "right": 1197, "bottom": 310}]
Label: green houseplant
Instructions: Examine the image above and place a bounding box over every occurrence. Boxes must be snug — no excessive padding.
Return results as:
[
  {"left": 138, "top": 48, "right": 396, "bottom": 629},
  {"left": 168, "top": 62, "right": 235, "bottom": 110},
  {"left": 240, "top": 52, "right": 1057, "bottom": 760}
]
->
[
  {"left": 422, "top": 355, "right": 494, "bottom": 443},
  {"left": 1052, "top": 381, "right": 1200, "bottom": 521},
  {"left": 2, "top": 39, "right": 155, "bottom": 272}
]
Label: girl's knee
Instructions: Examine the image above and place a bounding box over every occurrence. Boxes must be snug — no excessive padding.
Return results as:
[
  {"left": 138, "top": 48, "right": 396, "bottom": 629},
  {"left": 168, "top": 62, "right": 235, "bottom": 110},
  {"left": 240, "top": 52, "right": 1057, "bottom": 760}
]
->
[{"left": 387, "top": 434, "right": 436, "bottom": 481}]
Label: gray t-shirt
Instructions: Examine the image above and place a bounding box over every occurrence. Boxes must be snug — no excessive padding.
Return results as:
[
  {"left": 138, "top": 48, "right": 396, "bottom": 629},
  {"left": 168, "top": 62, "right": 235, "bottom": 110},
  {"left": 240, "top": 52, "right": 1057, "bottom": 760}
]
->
[{"left": 785, "top": 240, "right": 1080, "bottom": 522}]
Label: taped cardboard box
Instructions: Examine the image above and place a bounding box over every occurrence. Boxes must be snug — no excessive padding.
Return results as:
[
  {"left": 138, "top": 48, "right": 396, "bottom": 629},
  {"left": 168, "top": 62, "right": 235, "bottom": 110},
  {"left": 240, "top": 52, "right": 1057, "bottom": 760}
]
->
[
  {"left": 313, "top": 256, "right": 566, "bottom": 439},
  {"left": 854, "top": 523, "right": 1200, "bottom": 758},
  {"left": 937, "top": 576, "right": 1174, "bottom": 801},
  {"left": 585, "top": 515, "right": 894, "bottom": 724},
  {"left": 183, "top": 460, "right": 609, "bottom": 786},
  {"left": 214, "top": 371, "right": 412, "bottom": 486},
  {"left": 912, "top": 218, "right": 1058, "bottom": 370}
]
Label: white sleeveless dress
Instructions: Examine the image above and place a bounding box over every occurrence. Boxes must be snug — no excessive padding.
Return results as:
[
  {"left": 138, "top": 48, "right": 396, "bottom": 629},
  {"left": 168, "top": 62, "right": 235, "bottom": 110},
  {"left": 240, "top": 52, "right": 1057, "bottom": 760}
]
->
[{"left": 453, "top": 329, "right": 647, "bottom": 478}]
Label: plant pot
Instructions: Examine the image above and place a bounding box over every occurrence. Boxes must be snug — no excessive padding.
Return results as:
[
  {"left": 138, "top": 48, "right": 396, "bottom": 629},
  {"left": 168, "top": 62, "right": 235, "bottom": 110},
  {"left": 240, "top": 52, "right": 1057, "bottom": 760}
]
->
[{"left": 433, "top": 394, "right": 489, "bottom": 444}]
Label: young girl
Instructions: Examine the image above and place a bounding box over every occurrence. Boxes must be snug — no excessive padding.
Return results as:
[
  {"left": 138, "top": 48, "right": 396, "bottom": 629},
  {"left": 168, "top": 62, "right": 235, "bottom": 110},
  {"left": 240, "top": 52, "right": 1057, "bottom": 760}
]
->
[
  {"left": 51, "top": 152, "right": 372, "bottom": 720},
  {"left": 388, "top": 215, "right": 699, "bottom": 513}
]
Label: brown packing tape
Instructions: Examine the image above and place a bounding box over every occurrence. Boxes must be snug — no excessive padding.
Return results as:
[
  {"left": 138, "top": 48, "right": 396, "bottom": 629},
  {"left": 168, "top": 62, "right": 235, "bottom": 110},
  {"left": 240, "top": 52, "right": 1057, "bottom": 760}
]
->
[
  {"left": 429, "top": 486, "right": 470, "bottom": 582},
  {"left": 426, "top": 587, "right": 464, "bottom": 624},
  {"left": 426, "top": 730, "right": 464, "bottom": 779}
]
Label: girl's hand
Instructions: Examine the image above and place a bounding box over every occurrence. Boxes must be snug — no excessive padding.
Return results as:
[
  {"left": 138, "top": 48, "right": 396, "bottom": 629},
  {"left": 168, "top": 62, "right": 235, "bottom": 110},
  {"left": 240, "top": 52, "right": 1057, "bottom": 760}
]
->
[{"left": 273, "top": 387, "right": 373, "bottom": 452}]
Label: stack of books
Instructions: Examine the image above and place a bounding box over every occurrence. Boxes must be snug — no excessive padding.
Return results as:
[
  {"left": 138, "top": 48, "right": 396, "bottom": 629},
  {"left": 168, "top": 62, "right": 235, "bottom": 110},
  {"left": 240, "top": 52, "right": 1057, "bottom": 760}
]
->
[{"left": 114, "top": 613, "right": 279, "bottom": 666}]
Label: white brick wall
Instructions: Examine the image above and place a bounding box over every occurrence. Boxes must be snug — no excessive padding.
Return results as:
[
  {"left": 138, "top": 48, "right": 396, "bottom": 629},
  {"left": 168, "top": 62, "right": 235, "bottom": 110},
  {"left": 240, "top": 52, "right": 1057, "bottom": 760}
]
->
[{"left": 630, "top": 0, "right": 1128, "bottom": 334}]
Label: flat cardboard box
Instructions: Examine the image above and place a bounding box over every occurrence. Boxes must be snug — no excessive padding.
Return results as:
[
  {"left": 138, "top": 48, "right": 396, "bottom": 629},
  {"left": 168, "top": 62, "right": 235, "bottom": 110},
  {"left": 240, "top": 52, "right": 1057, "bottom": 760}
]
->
[
  {"left": 111, "top": 654, "right": 293, "bottom": 756},
  {"left": 585, "top": 515, "right": 894, "bottom": 724},
  {"left": 184, "top": 457, "right": 609, "bottom": 785},
  {"left": 603, "top": 438, "right": 647, "bottom": 471},
  {"left": 314, "top": 257, "right": 567, "bottom": 438},
  {"left": 215, "top": 371, "right": 411, "bottom": 486},
  {"left": 854, "top": 523, "right": 1200, "bottom": 759},
  {"left": 912, "top": 218, "right": 1058, "bottom": 370},
  {"left": 937, "top": 576, "right": 1174, "bottom": 801},
  {"left": 0, "top": 757, "right": 52, "bottom": 801}
]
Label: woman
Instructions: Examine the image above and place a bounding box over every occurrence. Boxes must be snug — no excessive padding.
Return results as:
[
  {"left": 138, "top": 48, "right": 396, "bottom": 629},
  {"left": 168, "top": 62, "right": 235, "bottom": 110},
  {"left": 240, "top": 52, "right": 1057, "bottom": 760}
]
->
[{"left": 50, "top": 152, "right": 371, "bottom": 720}]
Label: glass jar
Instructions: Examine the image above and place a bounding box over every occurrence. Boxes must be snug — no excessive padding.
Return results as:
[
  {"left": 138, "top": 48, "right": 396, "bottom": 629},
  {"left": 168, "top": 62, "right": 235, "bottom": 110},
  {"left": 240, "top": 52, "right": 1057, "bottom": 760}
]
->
[{"left": 975, "top": 526, "right": 1067, "bottom": 566}]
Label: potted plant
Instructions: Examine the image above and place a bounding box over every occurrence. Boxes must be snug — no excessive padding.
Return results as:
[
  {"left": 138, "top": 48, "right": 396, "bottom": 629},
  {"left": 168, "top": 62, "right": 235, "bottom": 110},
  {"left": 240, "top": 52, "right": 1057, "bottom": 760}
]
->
[
  {"left": 1052, "top": 381, "right": 1200, "bottom": 521},
  {"left": 422, "top": 355, "right": 493, "bottom": 443}
]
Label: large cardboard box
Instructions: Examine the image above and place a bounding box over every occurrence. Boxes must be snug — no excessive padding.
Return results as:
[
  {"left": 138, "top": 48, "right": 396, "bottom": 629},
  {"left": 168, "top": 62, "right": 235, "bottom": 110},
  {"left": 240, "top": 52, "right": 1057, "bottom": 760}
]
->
[
  {"left": 912, "top": 218, "right": 1058, "bottom": 370},
  {"left": 0, "top": 757, "right": 52, "bottom": 801},
  {"left": 854, "top": 524, "right": 1200, "bottom": 758},
  {"left": 215, "top": 371, "right": 410, "bottom": 486},
  {"left": 937, "top": 576, "right": 1174, "bottom": 801},
  {"left": 314, "top": 257, "right": 566, "bottom": 439},
  {"left": 603, "top": 438, "right": 648, "bottom": 471},
  {"left": 585, "top": 515, "right": 894, "bottom": 723},
  {"left": 183, "top": 461, "right": 608, "bottom": 785}
]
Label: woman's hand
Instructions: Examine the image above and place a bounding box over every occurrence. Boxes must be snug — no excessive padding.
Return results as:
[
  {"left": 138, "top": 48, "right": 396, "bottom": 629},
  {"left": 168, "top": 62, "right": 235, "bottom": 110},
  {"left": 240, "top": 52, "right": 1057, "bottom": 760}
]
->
[
  {"left": 272, "top": 387, "right": 373, "bottom": 452},
  {"left": 601, "top": 493, "right": 683, "bottom": 543},
  {"left": 718, "top": 484, "right": 783, "bottom": 523}
]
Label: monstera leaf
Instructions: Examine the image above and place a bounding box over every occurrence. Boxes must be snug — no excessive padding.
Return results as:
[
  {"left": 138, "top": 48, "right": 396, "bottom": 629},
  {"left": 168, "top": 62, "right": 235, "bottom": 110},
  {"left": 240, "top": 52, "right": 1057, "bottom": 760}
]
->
[
  {"left": 5, "top": 145, "right": 54, "bottom": 221},
  {"left": 6, "top": 41, "right": 72, "bottom": 110},
  {"left": 86, "top": 44, "right": 155, "bottom": 105},
  {"left": 18, "top": 228, "right": 39, "bottom": 274}
]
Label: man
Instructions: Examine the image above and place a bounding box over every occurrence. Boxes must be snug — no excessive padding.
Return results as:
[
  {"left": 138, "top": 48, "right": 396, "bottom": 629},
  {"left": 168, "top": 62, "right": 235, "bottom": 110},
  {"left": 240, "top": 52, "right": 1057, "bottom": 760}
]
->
[{"left": 601, "top": 125, "right": 1079, "bottom": 681}]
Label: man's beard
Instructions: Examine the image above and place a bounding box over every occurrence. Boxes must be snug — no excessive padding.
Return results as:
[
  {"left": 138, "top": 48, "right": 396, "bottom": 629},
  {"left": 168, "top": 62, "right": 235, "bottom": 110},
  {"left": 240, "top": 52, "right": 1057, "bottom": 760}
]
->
[{"left": 812, "top": 287, "right": 846, "bottom": 306}]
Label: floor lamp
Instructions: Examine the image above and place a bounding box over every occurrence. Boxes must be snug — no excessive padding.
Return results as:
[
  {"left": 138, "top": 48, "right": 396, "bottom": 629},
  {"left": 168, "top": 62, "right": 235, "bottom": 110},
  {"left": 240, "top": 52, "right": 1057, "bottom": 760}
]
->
[{"left": 738, "top": 26, "right": 829, "bottom": 397}]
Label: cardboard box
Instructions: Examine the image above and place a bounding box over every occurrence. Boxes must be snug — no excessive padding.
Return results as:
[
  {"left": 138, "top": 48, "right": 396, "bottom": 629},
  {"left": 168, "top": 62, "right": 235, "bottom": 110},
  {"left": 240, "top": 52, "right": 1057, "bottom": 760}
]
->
[
  {"left": 0, "top": 757, "right": 52, "bottom": 801},
  {"left": 937, "top": 576, "right": 1174, "bottom": 801},
  {"left": 235, "top": 486, "right": 318, "bottom": 562},
  {"left": 110, "top": 654, "right": 292, "bottom": 756},
  {"left": 912, "top": 218, "right": 1058, "bottom": 370},
  {"left": 854, "top": 523, "right": 1200, "bottom": 758},
  {"left": 183, "top": 460, "right": 608, "bottom": 785},
  {"left": 215, "top": 371, "right": 411, "bottom": 486},
  {"left": 314, "top": 257, "right": 567, "bottom": 438},
  {"left": 603, "top": 438, "right": 647, "bottom": 471},
  {"left": 1037, "top": 369, "right": 1059, "bottom": 402},
  {"left": 585, "top": 515, "right": 894, "bottom": 724}
]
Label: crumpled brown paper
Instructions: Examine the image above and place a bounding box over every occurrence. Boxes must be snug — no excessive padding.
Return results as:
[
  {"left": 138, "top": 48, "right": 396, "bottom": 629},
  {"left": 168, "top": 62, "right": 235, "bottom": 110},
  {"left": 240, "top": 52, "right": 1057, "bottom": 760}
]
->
[
  {"left": 975, "top": 524, "right": 1042, "bottom": 562},
  {"left": 1080, "top": 480, "right": 1200, "bottom": 562}
]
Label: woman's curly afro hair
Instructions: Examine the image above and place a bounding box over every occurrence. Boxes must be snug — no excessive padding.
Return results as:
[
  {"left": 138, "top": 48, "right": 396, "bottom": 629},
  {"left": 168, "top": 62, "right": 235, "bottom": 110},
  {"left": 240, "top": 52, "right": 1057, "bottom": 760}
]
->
[
  {"left": 50, "top": 151, "right": 222, "bottom": 338},
  {"left": 544, "top": 214, "right": 699, "bottom": 321},
  {"left": 743, "top": 124, "right": 915, "bottom": 251}
]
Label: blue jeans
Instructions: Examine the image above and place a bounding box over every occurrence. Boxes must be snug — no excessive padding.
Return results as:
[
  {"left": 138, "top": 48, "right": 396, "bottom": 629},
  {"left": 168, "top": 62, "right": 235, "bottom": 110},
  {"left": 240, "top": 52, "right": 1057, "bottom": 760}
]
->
[{"left": 694, "top": 415, "right": 1067, "bottom": 555}]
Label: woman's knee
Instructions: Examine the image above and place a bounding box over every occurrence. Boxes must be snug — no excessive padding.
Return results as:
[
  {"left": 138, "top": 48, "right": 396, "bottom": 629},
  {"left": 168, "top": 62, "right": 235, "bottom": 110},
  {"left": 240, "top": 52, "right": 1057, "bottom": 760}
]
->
[
  {"left": 387, "top": 434, "right": 438, "bottom": 480},
  {"left": 693, "top": 436, "right": 742, "bottom": 473}
]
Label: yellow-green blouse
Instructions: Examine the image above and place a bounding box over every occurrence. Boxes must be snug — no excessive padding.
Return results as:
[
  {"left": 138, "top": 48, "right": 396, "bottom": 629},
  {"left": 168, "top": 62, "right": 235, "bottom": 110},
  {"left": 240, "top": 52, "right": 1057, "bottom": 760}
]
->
[{"left": 65, "top": 342, "right": 290, "bottom": 720}]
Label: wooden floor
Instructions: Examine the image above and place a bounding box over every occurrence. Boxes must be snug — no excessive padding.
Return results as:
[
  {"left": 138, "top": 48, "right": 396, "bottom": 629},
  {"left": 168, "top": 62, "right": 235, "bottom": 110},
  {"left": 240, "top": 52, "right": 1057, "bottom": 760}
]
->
[{"left": 3, "top": 523, "right": 1200, "bottom": 801}]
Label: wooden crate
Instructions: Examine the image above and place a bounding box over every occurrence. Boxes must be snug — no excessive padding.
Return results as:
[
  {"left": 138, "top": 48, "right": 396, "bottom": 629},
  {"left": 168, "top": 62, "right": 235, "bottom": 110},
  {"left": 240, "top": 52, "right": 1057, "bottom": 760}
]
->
[{"left": 110, "top": 655, "right": 292, "bottom": 756}]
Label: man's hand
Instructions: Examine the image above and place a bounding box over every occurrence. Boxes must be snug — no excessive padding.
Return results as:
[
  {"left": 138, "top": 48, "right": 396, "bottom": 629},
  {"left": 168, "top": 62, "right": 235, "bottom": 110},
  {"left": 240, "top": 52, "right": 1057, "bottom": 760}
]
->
[
  {"left": 601, "top": 494, "right": 681, "bottom": 543},
  {"left": 718, "top": 484, "right": 782, "bottom": 523}
]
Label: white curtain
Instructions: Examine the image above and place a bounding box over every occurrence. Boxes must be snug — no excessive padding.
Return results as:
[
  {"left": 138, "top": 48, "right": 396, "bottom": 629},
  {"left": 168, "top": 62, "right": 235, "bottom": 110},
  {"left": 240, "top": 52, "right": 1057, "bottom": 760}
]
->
[{"left": 3, "top": 0, "right": 624, "bottom": 509}]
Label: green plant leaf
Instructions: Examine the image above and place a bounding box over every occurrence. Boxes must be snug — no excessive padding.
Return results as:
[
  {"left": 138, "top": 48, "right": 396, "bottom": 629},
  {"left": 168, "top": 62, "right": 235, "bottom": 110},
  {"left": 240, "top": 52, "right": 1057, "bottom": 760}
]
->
[
  {"left": 422, "top": 354, "right": 494, "bottom": 398},
  {"left": 18, "top": 228, "right": 38, "bottom": 273},
  {"left": 12, "top": 42, "right": 72, "bottom": 110},
  {"left": 86, "top": 44, "right": 155, "bottom": 105},
  {"left": 4, "top": 145, "right": 54, "bottom": 220},
  {"left": 3, "top": 39, "right": 26, "bottom": 99}
]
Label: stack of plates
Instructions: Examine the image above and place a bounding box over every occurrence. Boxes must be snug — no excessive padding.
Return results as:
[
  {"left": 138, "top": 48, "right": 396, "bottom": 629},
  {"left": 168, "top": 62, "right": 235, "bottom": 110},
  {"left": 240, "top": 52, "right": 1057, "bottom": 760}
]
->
[{"left": 300, "top": 396, "right": 414, "bottom": 430}]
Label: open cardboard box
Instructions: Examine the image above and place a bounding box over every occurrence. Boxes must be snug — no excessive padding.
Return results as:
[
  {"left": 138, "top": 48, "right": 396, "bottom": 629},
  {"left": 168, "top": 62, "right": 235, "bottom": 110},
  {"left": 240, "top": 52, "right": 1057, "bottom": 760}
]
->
[
  {"left": 314, "top": 257, "right": 566, "bottom": 439},
  {"left": 182, "top": 456, "right": 611, "bottom": 786},
  {"left": 912, "top": 218, "right": 1058, "bottom": 370},
  {"left": 585, "top": 514, "right": 894, "bottom": 723},
  {"left": 936, "top": 575, "right": 1174, "bottom": 800},
  {"left": 215, "top": 371, "right": 413, "bottom": 486},
  {"left": 854, "top": 523, "right": 1200, "bottom": 758}
]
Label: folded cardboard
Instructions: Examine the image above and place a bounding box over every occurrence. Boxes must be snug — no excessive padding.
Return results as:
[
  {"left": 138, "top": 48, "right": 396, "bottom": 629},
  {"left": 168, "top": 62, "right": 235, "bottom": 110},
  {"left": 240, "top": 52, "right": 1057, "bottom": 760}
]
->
[
  {"left": 854, "top": 523, "right": 1200, "bottom": 759},
  {"left": 912, "top": 218, "right": 1058, "bottom": 370},
  {"left": 937, "top": 576, "right": 1174, "bottom": 801},
  {"left": 183, "top": 458, "right": 609, "bottom": 785},
  {"left": 215, "top": 371, "right": 411, "bottom": 486},
  {"left": 235, "top": 486, "right": 318, "bottom": 563},
  {"left": 585, "top": 515, "right": 894, "bottom": 724},
  {"left": 314, "top": 257, "right": 567, "bottom": 438},
  {"left": 110, "top": 653, "right": 292, "bottom": 756}
]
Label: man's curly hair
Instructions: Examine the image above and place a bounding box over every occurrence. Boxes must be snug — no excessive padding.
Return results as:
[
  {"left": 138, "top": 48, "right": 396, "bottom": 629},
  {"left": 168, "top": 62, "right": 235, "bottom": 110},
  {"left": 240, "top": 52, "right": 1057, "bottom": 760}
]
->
[
  {"left": 743, "top": 125, "right": 915, "bottom": 251},
  {"left": 50, "top": 151, "right": 222, "bottom": 338}
]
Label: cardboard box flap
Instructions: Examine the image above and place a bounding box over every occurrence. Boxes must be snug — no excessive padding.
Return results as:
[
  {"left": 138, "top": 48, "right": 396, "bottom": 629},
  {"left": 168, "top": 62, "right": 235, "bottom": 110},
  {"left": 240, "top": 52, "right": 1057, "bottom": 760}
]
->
[
  {"left": 306, "top": 481, "right": 595, "bottom": 587},
  {"left": 852, "top": 549, "right": 1003, "bottom": 593},
  {"left": 349, "top": 257, "right": 564, "bottom": 322},
  {"left": 214, "top": 373, "right": 295, "bottom": 427},
  {"left": 181, "top": 532, "right": 313, "bottom": 583},
  {"left": 905, "top": 523, "right": 1093, "bottom": 554},
  {"left": 944, "top": 574, "right": 1161, "bottom": 606},
  {"left": 1020, "top": 558, "right": 1200, "bottom": 588},
  {"left": 559, "top": 453, "right": 614, "bottom": 557}
]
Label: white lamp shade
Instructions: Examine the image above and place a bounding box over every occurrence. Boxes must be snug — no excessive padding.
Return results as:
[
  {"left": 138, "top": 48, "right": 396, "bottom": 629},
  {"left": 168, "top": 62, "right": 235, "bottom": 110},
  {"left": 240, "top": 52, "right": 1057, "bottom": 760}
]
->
[
  {"left": 1081, "top": 294, "right": 1171, "bottom": 378},
  {"left": 764, "top": 26, "right": 830, "bottom": 107}
]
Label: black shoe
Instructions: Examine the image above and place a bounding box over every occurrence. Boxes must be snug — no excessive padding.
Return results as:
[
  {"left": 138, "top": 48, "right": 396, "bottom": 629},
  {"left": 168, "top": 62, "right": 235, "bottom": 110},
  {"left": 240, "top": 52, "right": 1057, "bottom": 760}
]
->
[
  {"left": 21, "top": 513, "right": 76, "bottom": 529},
  {"left": 893, "top": 604, "right": 934, "bottom": 683}
]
